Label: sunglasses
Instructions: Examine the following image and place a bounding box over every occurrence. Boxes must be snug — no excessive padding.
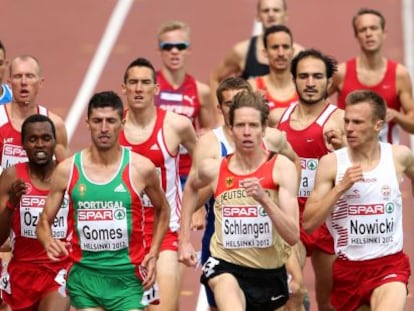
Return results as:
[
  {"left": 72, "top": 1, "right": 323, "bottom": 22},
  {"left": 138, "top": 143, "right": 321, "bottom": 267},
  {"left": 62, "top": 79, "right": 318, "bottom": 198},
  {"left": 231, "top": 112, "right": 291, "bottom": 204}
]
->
[{"left": 159, "top": 42, "right": 190, "bottom": 51}]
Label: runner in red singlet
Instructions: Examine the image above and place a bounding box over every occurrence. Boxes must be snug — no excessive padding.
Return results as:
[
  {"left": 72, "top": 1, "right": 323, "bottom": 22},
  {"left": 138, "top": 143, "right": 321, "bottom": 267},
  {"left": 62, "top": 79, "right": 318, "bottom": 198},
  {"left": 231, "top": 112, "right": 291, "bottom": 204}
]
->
[
  {"left": 0, "top": 114, "right": 70, "bottom": 311},
  {"left": 120, "top": 57, "right": 197, "bottom": 311},
  {"left": 249, "top": 25, "right": 298, "bottom": 111},
  {"left": 269, "top": 49, "right": 345, "bottom": 311},
  {"left": 329, "top": 8, "right": 414, "bottom": 144}
]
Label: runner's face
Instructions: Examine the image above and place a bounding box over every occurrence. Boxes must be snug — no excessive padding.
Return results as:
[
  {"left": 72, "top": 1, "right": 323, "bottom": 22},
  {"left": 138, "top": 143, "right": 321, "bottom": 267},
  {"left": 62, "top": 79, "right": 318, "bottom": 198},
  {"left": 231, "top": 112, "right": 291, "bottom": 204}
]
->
[
  {"left": 219, "top": 89, "right": 245, "bottom": 126},
  {"left": 231, "top": 107, "right": 265, "bottom": 153},
  {"left": 265, "top": 31, "right": 293, "bottom": 71},
  {"left": 294, "top": 57, "right": 329, "bottom": 106},
  {"left": 9, "top": 58, "right": 43, "bottom": 106},
  {"left": 158, "top": 29, "right": 190, "bottom": 71},
  {"left": 23, "top": 121, "right": 56, "bottom": 166},
  {"left": 87, "top": 107, "right": 122, "bottom": 151},
  {"left": 257, "top": 0, "right": 287, "bottom": 29},
  {"left": 345, "top": 102, "right": 382, "bottom": 148},
  {"left": 354, "top": 13, "right": 385, "bottom": 53},
  {"left": 122, "top": 66, "right": 158, "bottom": 110}
]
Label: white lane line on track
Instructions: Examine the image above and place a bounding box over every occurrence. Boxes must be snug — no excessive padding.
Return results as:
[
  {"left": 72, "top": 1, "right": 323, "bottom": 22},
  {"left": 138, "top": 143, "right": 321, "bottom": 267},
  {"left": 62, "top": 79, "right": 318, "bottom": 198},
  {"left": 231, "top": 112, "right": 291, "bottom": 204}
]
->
[
  {"left": 402, "top": 0, "right": 414, "bottom": 148},
  {"left": 195, "top": 285, "right": 209, "bottom": 311},
  {"left": 65, "top": 0, "right": 134, "bottom": 141}
]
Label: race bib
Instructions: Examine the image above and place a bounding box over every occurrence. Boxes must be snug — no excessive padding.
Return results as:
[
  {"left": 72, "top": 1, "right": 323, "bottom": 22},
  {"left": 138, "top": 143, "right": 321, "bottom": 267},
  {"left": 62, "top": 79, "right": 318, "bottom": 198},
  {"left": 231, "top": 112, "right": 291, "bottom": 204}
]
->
[
  {"left": 20, "top": 195, "right": 69, "bottom": 239},
  {"left": 347, "top": 203, "right": 396, "bottom": 246},
  {"left": 140, "top": 167, "right": 162, "bottom": 208},
  {"left": 54, "top": 269, "right": 67, "bottom": 297},
  {"left": 0, "top": 270, "right": 10, "bottom": 294},
  {"left": 1, "top": 143, "right": 27, "bottom": 168},
  {"left": 141, "top": 283, "right": 160, "bottom": 306},
  {"left": 222, "top": 205, "right": 272, "bottom": 249},
  {"left": 77, "top": 207, "right": 129, "bottom": 252},
  {"left": 298, "top": 158, "right": 319, "bottom": 198}
]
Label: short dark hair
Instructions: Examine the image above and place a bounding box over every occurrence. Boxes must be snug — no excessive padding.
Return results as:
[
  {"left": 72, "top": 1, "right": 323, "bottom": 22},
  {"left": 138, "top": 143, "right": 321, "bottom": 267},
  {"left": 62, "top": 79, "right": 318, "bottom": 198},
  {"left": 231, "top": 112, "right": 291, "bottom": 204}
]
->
[
  {"left": 291, "top": 48, "right": 337, "bottom": 79},
  {"left": 229, "top": 91, "right": 269, "bottom": 127},
  {"left": 263, "top": 24, "right": 293, "bottom": 49},
  {"left": 87, "top": 91, "right": 124, "bottom": 120},
  {"left": 0, "top": 40, "right": 5, "bottom": 57},
  {"left": 21, "top": 114, "right": 56, "bottom": 143},
  {"left": 123, "top": 57, "right": 157, "bottom": 84},
  {"left": 345, "top": 90, "right": 386, "bottom": 121},
  {"left": 352, "top": 8, "right": 386, "bottom": 36},
  {"left": 216, "top": 77, "right": 252, "bottom": 106}
]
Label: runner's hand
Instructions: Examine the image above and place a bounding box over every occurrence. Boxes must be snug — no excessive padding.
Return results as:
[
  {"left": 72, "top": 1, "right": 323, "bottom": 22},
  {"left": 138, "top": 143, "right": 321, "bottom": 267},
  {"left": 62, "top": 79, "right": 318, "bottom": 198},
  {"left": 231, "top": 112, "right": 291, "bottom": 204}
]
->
[
  {"left": 45, "top": 239, "right": 70, "bottom": 261},
  {"left": 178, "top": 241, "right": 198, "bottom": 267},
  {"left": 141, "top": 254, "right": 157, "bottom": 290}
]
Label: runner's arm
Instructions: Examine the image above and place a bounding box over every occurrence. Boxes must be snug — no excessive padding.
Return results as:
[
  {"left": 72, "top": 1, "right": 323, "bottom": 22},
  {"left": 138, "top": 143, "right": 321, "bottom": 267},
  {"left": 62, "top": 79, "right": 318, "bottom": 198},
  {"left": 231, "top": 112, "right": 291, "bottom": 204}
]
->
[
  {"left": 303, "top": 153, "right": 361, "bottom": 233},
  {"left": 390, "top": 65, "right": 414, "bottom": 133},
  {"left": 0, "top": 168, "right": 18, "bottom": 246},
  {"left": 36, "top": 159, "right": 71, "bottom": 261}
]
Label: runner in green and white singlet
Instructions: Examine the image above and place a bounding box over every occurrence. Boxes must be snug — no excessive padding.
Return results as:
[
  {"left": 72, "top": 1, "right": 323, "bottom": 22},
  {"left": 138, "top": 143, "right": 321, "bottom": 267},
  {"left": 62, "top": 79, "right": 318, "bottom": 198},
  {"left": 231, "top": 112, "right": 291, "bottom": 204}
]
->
[
  {"left": 37, "top": 91, "right": 170, "bottom": 311},
  {"left": 68, "top": 147, "right": 145, "bottom": 270}
]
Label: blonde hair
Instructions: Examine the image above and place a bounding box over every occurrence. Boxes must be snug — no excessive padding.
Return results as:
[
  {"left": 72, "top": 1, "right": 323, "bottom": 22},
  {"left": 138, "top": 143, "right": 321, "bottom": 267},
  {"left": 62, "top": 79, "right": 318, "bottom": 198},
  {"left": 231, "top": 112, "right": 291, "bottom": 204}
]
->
[{"left": 157, "top": 20, "right": 191, "bottom": 42}]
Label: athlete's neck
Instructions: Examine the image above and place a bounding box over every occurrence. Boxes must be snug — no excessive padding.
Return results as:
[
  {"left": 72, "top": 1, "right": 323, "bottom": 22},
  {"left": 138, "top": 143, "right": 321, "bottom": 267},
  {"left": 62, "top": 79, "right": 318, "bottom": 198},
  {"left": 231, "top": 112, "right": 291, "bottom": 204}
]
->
[
  {"left": 358, "top": 53, "right": 386, "bottom": 70},
  {"left": 349, "top": 141, "right": 381, "bottom": 169},
  {"left": 231, "top": 149, "right": 267, "bottom": 175},
  {"left": 161, "top": 67, "right": 186, "bottom": 88},
  {"left": 267, "top": 70, "right": 294, "bottom": 87},
  {"left": 297, "top": 100, "right": 328, "bottom": 117},
  {"left": 126, "top": 105, "right": 157, "bottom": 129},
  {"left": 88, "top": 145, "right": 123, "bottom": 167},
  {"left": 27, "top": 161, "right": 56, "bottom": 189},
  {"left": 9, "top": 101, "right": 37, "bottom": 119},
  {"left": 223, "top": 125, "right": 235, "bottom": 149}
]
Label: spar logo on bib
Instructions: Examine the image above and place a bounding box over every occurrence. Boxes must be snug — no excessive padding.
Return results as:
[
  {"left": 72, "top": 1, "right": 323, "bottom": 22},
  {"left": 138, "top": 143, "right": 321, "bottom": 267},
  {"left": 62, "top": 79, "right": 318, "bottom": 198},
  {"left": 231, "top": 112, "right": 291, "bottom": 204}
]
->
[
  {"left": 223, "top": 206, "right": 257, "bottom": 217},
  {"left": 258, "top": 206, "right": 268, "bottom": 216},
  {"left": 385, "top": 203, "right": 394, "bottom": 214},
  {"left": 78, "top": 209, "right": 113, "bottom": 221},
  {"left": 21, "top": 195, "right": 45, "bottom": 208},
  {"left": 307, "top": 159, "right": 317, "bottom": 170},
  {"left": 300, "top": 158, "right": 318, "bottom": 170},
  {"left": 114, "top": 209, "right": 126, "bottom": 220}
]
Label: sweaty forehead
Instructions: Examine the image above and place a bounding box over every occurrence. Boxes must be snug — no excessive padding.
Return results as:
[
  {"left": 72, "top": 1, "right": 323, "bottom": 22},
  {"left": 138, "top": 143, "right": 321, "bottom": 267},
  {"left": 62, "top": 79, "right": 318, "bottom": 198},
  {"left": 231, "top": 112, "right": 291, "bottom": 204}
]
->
[
  {"left": 90, "top": 107, "right": 121, "bottom": 118},
  {"left": 234, "top": 107, "right": 261, "bottom": 120},
  {"left": 127, "top": 66, "right": 153, "bottom": 80},
  {"left": 355, "top": 13, "right": 381, "bottom": 26},
  {"left": 297, "top": 57, "right": 325, "bottom": 73},
  {"left": 267, "top": 31, "right": 292, "bottom": 44},
  {"left": 160, "top": 29, "right": 189, "bottom": 41},
  {"left": 259, "top": 0, "right": 285, "bottom": 10},
  {"left": 11, "top": 58, "right": 40, "bottom": 74},
  {"left": 25, "top": 122, "right": 53, "bottom": 135}
]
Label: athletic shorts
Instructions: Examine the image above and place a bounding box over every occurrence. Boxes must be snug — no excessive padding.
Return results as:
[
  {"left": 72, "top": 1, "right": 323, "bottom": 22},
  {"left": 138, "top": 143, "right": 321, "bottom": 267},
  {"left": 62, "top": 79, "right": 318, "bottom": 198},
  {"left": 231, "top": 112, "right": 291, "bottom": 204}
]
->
[
  {"left": 300, "top": 223, "right": 335, "bottom": 256},
  {"left": 201, "top": 256, "right": 289, "bottom": 311},
  {"left": 1, "top": 260, "right": 68, "bottom": 310},
  {"left": 331, "top": 251, "right": 411, "bottom": 311},
  {"left": 67, "top": 264, "right": 146, "bottom": 311},
  {"left": 144, "top": 229, "right": 178, "bottom": 253},
  {"left": 201, "top": 198, "right": 217, "bottom": 308}
]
